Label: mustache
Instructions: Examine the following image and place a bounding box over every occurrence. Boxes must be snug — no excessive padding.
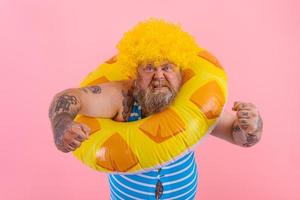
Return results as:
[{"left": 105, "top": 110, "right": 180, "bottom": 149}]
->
[
  {"left": 133, "top": 83, "right": 177, "bottom": 116},
  {"left": 150, "top": 79, "right": 171, "bottom": 88}
]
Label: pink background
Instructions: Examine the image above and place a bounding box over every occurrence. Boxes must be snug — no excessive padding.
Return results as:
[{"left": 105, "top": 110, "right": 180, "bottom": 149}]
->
[{"left": 0, "top": 0, "right": 299, "bottom": 199}]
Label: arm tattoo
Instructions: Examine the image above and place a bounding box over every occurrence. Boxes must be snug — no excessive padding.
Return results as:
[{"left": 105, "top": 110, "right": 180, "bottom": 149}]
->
[
  {"left": 49, "top": 94, "right": 79, "bottom": 119},
  {"left": 242, "top": 134, "right": 259, "bottom": 147},
  {"left": 48, "top": 93, "right": 81, "bottom": 149},
  {"left": 55, "top": 95, "right": 78, "bottom": 112},
  {"left": 243, "top": 114, "right": 263, "bottom": 147},
  {"left": 232, "top": 124, "right": 242, "bottom": 133},
  {"left": 232, "top": 123, "right": 258, "bottom": 147},
  {"left": 121, "top": 87, "right": 134, "bottom": 121},
  {"left": 49, "top": 94, "right": 80, "bottom": 122},
  {"left": 52, "top": 113, "right": 73, "bottom": 148},
  {"left": 48, "top": 98, "right": 57, "bottom": 120},
  {"left": 232, "top": 115, "right": 263, "bottom": 147},
  {"left": 81, "top": 86, "right": 101, "bottom": 94}
]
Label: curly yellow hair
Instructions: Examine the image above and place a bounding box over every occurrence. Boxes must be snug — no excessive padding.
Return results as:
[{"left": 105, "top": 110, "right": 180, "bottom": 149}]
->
[{"left": 116, "top": 18, "right": 201, "bottom": 78}]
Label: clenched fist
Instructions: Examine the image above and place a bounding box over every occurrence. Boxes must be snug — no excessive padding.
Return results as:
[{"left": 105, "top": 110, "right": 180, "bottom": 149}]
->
[
  {"left": 53, "top": 115, "right": 91, "bottom": 152},
  {"left": 232, "top": 101, "right": 263, "bottom": 147}
]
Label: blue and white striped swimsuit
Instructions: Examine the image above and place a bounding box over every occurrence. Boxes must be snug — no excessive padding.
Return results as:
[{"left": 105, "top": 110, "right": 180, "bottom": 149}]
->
[{"left": 108, "top": 102, "right": 198, "bottom": 200}]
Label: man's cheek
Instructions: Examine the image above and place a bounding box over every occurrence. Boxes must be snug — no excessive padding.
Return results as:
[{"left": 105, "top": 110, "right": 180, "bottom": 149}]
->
[{"left": 139, "top": 80, "right": 151, "bottom": 90}]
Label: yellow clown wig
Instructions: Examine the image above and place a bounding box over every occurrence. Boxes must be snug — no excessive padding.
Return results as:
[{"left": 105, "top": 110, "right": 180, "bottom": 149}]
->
[{"left": 116, "top": 18, "right": 202, "bottom": 78}]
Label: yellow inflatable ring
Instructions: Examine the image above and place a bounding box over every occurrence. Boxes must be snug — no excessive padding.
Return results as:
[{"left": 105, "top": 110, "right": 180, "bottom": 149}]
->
[{"left": 73, "top": 49, "right": 228, "bottom": 174}]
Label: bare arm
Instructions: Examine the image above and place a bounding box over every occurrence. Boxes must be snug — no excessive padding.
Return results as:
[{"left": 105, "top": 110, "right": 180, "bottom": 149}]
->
[
  {"left": 210, "top": 110, "right": 236, "bottom": 145},
  {"left": 210, "top": 102, "right": 263, "bottom": 148},
  {"left": 48, "top": 82, "right": 126, "bottom": 152},
  {"left": 49, "top": 84, "right": 123, "bottom": 120}
]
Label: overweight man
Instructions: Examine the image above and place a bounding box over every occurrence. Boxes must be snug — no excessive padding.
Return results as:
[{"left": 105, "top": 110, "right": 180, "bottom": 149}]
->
[{"left": 48, "top": 19, "right": 263, "bottom": 200}]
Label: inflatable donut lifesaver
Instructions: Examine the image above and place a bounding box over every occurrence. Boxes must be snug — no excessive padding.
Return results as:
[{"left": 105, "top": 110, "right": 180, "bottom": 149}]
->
[{"left": 73, "top": 49, "right": 228, "bottom": 174}]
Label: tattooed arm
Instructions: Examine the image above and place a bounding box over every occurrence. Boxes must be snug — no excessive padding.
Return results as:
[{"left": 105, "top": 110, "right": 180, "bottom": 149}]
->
[
  {"left": 210, "top": 102, "right": 263, "bottom": 148},
  {"left": 48, "top": 82, "right": 125, "bottom": 152}
]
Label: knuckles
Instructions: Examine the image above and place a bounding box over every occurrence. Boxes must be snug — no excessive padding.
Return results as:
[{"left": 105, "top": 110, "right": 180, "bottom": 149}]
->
[{"left": 61, "top": 123, "right": 87, "bottom": 150}]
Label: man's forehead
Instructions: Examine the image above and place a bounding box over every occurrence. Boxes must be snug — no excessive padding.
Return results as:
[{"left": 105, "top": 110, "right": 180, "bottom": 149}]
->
[{"left": 138, "top": 60, "right": 178, "bottom": 68}]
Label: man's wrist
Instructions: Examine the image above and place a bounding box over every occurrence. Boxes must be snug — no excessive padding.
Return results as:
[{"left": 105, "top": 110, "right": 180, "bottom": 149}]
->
[{"left": 51, "top": 113, "right": 73, "bottom": 150}]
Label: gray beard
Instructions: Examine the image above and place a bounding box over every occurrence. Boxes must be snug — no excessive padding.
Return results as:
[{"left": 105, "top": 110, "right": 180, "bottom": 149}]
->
[{"left": 133, "top": 85, "right": 177, "bottom": 117}]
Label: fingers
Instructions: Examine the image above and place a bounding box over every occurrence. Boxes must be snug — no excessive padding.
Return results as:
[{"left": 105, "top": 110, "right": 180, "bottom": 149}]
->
[
  {"left": 237, "top": 110, "right": 250, "bottom": 118},
  {"left": 232, "top": 101, "right": 256, "bottom": 111},
  {"left": 64, "top": 140, "right": 82, "bottom": 151},
  {"left": 74, "top": 134, "right": 85, "bottom": 142},
  {"left": 69, "top": 140, "right": 81, "bottom": 149},
  {"left": 237, "top": 118, "right": 257, "bottom": 133},
  {"left": 71, "top": 123, "right": 89, "bottom": 141},
  {"left": 232, "top": 101, "right": 258, "bottom": 120},
  {"left": 80, "top": 123, "right": 91, "bottom": 138},
  {"left": 64, "top": 144, "right": 76, "bottom": 152},
  {"left": 62, "top": 122, "right": 91, "bottom": 151},
  {"left": 236, "top": 110, "right": 257, "bottom": 119},
  {"left": 62, "top": 136, "right": 82, "bottom": 151},
  {"left": 232, "top": 101, "right": 261, "bottom": 138}
]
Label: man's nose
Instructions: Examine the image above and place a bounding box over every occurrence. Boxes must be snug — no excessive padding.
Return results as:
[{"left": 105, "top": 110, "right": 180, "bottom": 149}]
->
[{"left": 153, "top": 68, "right": 165, "bottom": 79}]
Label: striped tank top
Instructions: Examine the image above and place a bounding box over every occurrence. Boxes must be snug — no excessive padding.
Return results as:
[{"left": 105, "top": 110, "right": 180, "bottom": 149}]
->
[{"left": 108, "top": 101, "right": 198, "bottom": 200}]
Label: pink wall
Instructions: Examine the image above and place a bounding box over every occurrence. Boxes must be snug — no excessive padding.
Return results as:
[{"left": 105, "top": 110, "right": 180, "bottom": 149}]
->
[{"left": 0, "top": 0, "right": 299, "bottom": 199}]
